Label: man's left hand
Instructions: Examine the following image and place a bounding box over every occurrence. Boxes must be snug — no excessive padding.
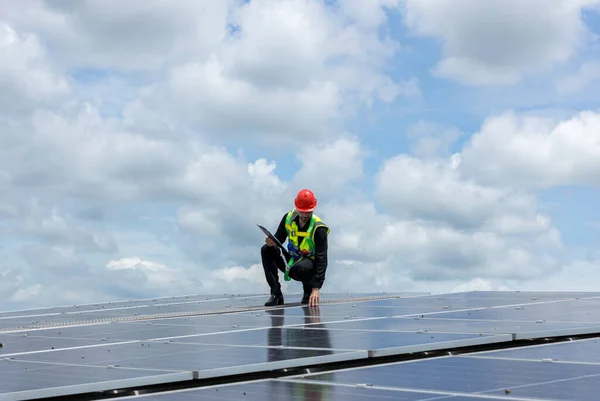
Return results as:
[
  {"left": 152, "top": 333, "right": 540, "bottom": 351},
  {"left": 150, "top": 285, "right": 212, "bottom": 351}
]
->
[{"left": 309, "top": 288, "right": 320, "bottom": 307}]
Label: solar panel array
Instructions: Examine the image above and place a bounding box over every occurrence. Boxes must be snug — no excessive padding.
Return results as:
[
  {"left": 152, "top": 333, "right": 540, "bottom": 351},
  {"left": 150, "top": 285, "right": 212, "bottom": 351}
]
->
[{"left": 2, "top": 290, "right": 600, "bottom": 400}]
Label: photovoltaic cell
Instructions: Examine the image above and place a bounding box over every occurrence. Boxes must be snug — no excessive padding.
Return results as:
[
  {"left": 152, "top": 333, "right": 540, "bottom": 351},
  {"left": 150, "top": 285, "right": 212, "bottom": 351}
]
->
[
  {"left": 302, "top": 315, "right": 600, "bottom": 338},
  {"left": 257, "top": 304, "right": 433, "bottom": 319},
  {"left": 0, "top": 334, "right": 111, "bottom": 355},
  {"left": 288, "top": 354, "right": 600, "bottom": 399},
  {"left": 2, "top": 322, "right": 259, "bottom": 343},
  {"left": 0, "top": 294, "right": 221, "bottom": 318},
  {"left": 0, "top": 293, "right": 244, "bottom": 319},
  {"left": 159, "top": 326, "right": 510, "bottom": 356},
  {"left": 124, "top": 308, "right": 348, "bottom": 328},
  {"left": 424, "top": 298, "right": 600, "bottom": 323},
  {"left": 439, "top": 291, "right": 600, "bottom": 300},
  {"left": 356, "top": 292, "right": 587, "bottom": 309},
  {"left": 0, "top": 360, "right": 192, "bottom": 400},
  {"left": 9, "top": 341, "right": 365, "bottom": 377},
  {"left": 318, "top": 292, "right": 425, "bottom": 300},
  {"left": 468, "top": 337, "right": 600, "bottom": 364},
  {"left": 481, "top": 373, "right": 600, "bottom": 400}
]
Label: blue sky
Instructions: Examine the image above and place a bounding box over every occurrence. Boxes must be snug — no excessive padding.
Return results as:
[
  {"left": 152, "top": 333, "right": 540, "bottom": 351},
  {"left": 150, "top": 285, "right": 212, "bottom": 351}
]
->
[
  {"left": 2, "top": 0, "right": 600, "bottom": 309},
  {"left": 539, "top": 186, "right": 600, "bottom": 248}
]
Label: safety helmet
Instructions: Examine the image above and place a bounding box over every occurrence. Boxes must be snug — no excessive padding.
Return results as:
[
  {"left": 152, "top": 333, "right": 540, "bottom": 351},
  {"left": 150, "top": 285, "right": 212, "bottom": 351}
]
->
[{"left": 294, "top": 189, "right": 317, "bottom": 212}]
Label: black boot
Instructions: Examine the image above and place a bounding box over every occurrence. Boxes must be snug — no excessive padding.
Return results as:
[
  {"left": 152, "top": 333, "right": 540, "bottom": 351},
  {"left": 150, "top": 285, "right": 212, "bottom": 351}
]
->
[
  {"left": 301, "top": 293, "right": 310, "bottom": 305},
  {"left": 265, "top": 294, "right": 284, "bottom": 307}
]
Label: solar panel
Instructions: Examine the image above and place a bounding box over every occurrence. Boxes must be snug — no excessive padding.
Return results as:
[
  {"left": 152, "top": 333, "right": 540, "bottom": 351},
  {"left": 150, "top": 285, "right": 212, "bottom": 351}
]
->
[
  {"left": 354, "top": 291, "right": 593, "bottom": 308},
  {"left": 123, "top": 308, "right": 349, "bottom": 328},
  {"left": 1, "top": 322, "right": 252, "bottom": 344},
  {"left": 0, "top": 294, "right": 270, "bottom": 330},
  {"left": 282, "top": 354, "right": 600, "bottom": 400},
  {"left": 424, "top": 297, "right": 600, "bottom": 323},
  {"left": 148, "top": 326, "right": 509, "bottom": 357},
  {"left": 467, "top": 337, "right": 600, "bottom": 364},
  {"left": 439, "top": 290, "right": 600, "bottom": 300},
  {"left": 0, "top": 333, "right": 111, "bottom": 354},
  {"left": 1, "top": 290, "right": 600, "bottom": 400},
  {"left": 263, "top": 303, "right": 446, "bottom": 318},
  {"left": 0, "top": 293, "right": 254, "bottom": 318},
  {"left": 0, "top": 292, "right": 418, "bottom": 331},
  {"left": 8, "top": 340, "right": 363, "bottom": 377},
  {"left": 302, "top": 315, "right": 600, "bottom": 339},
  {"left": 0, "top": 362, "right": 192, "bottom": 400}
]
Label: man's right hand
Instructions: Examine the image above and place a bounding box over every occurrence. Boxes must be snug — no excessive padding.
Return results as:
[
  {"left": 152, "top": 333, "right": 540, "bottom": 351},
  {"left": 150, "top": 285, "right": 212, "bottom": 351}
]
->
[{"left": 265, "top": 237, "right": 276, "bottom": 247}]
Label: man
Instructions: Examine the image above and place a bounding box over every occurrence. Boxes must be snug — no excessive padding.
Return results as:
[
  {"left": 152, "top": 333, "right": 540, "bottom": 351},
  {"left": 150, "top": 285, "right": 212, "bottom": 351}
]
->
[{"left": 261, "top": 189, "right": 330, "bottom": 307}]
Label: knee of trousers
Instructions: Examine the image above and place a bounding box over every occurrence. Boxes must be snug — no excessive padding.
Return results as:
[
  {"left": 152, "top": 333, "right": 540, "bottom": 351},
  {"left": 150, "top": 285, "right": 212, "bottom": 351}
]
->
[
  {"left": 261, "top": 245, "right": 283, "bottom": 269},
  {"left": 289, "top": 259, "right": 314, "bottom": 277},
  {"left": 261, "top": 244, "right": 277, "bottom": 257}
]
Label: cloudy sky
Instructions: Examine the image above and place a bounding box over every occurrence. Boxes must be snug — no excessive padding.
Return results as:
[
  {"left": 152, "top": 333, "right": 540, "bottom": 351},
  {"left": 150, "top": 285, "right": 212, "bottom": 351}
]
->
[{"left": 2, "top": 0, "right": 600, "bottom": 310}]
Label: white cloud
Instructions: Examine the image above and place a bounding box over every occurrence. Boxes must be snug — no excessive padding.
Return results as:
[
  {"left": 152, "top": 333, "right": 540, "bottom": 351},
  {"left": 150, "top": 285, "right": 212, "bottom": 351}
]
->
[
  {"left": 375, "top": 155, "right": 552, "bottom": 233},
  {"left": 164, "top": 56, "right": 341, "bottom": 140},
  {"left": 458, "top": 110, "right": 600, "bottom": 188},
  {"left": 211, "top": 264, "right": 272, "bottom": 295},
  {"left": 292, "top": 137, "right": 366, "bottom": 200},
  {"left": 11, "top": 284, "right": 42, "bottom": 303},
  {"left": 104, "top": 256, "right": 205, "bottom": 297},
  {"left": 106, "top": 256, "right": 168, "bottom": 272},
  {"left": 402, "top": 0, "right": 600, "bottom": 86},
  {"left": 498, "top": 258, "right": 600, "bottom": 293},
  {"left": 360, "top": 151, "right": 563, "bottom": 283},
  {"left": 0, "top": 22, "right": 69, "bottom": 114},
  {"left": 18, "top": 199, "right": 118, "bottom": 253},
  {"left": 452, "top": 278, "right": 512, "bottom": 293},
  {"left": 337, "top": 0, "right": 402, "bottom": 28},
  {"left": 321, "top": 197, "right": 561, "bottom": 284},
  {"left": 125, "top": 0, "right": 409, "bottom": 143},
  {"left": 0, "top": 0, "right": 232, "bottom": 71},
  {"left": 0, "top": 269, "right": 28, "bottom": 303}
]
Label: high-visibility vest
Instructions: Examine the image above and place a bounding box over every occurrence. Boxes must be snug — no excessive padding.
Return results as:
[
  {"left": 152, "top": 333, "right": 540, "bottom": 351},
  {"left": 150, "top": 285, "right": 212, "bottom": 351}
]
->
[{"left": 284, "top": 208, "right": 330, "bottom": 264}]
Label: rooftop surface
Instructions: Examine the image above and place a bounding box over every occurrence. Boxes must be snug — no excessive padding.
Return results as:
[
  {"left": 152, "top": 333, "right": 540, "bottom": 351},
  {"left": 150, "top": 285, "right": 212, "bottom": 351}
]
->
[{"left": 1, "top": 290, "right": 600, "bottom": 400}]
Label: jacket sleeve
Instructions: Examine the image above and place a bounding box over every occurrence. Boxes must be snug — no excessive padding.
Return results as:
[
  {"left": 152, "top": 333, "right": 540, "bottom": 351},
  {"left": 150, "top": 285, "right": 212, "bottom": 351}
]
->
[
  {"left": 273, "top": 213, "right": 288, "bottom": 244},
  {"left": 310, "top": 226, "right": 328, "bottom": 289}
]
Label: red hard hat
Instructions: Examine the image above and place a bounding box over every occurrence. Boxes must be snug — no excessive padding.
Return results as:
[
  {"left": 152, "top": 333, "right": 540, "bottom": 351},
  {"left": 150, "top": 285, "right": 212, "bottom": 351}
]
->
[{"left": 294, "top": 189, "right": 317, "bottom": 212}]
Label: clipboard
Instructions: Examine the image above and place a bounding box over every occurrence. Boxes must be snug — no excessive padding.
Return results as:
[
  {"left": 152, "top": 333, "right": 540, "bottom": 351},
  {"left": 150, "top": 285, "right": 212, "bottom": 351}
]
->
[
  {"left": 257, "top": 224, "right": 290, "bottom": 258},
  {"left": 257, "top": 224, "right": 293, "bottom": 281}
]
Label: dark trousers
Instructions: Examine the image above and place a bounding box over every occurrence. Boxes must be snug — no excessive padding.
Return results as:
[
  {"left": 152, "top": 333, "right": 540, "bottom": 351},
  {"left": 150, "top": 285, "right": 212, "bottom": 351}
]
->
[{"left": 261, "top": 244, "right": 315, "bottom": 296}]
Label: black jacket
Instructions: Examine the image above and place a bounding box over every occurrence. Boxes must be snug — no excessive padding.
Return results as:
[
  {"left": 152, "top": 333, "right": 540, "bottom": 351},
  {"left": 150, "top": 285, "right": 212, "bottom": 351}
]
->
[{"left": 273, "top": 213, "right": 328, "bottom": 289}]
